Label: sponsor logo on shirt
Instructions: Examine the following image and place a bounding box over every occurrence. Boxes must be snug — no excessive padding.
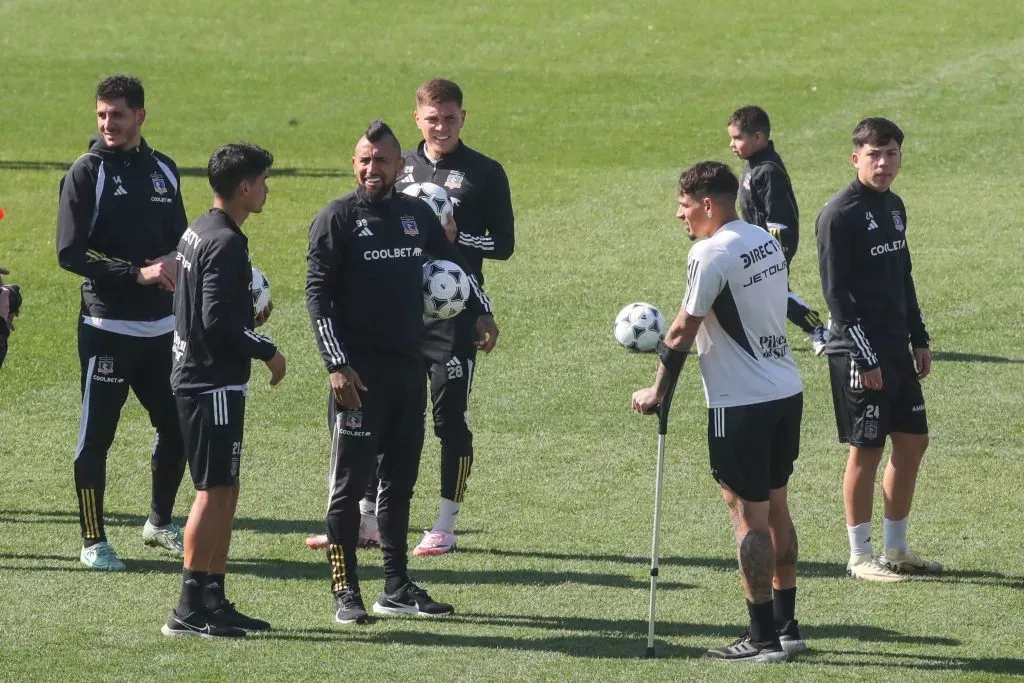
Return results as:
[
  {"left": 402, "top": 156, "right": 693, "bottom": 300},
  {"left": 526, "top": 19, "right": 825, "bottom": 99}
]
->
[
  {"left": 740, "top": 239, "right": 780, "bottom": 269},
  {"left": 172, "top": 331, "right": 187, "bottom": 362},
  {"left": 363, "top": 247, "right": 423, "bottom": 261},
  {"left": 758, "top": 334, "right": 791, "bottom": 359},
  {"left": 912, "top": 404, "right": 925, "bottom": 413},
  {"left": 870, "top": 239, "right": 906, "bottom": 256}
]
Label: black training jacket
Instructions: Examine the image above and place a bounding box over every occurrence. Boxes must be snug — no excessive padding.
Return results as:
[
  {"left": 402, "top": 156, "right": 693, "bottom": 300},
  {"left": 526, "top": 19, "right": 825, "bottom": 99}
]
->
[
  {"left": 397, "top": 140, "right": 514, "bottom": 286},
  {"left": 56, "top": 138, "right": 187, "bottom": 321},
  {"left": 815, "top": 179, "right": 929, "bottom": 369},
  {"left": 738, "top": 141, "right": 799, "bottom": 243},
  {"left": 170, "top": 209, "right": 277, "bottom": 394},
  {"left": 306, "top": 187, "right": 492, "bottom": 371}
]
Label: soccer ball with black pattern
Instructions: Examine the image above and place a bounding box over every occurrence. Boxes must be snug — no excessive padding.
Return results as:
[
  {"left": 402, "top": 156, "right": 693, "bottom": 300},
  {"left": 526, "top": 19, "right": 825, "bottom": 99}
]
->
[
  {"left": 250, "top": 266, "right": 271, "bottom": 318},
  {"left": 422, "top": 259, "right": 470, "bottom": 320},
  {"left": 614, "top": 302, "right": 665, "bottom": 352},
  {"left": 401, "top": 182, "right": 454, "bottom": 225}
]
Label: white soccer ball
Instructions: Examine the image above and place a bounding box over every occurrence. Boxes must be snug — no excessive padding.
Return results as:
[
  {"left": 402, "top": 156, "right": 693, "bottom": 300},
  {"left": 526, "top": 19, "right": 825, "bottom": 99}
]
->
[
  {"left": 614, "top": 302, "right": 666, "bottom": 352},
  {"left": 251, "top": 266, "right": 271, "bottom": 319},
  {"left": 422, "top": 259, "right": 470, "bottom": 319},
  {"left": 402, "top": 182, "right": 454, "bottom": 226}
]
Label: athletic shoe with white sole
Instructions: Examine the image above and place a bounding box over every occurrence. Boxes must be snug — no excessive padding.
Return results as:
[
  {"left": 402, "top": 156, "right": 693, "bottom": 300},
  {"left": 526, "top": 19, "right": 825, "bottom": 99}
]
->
[
  {"left": 305, "top": 534, "right": 328, "bottom": 550},
  {"left": 412, "top": 529, "right": 456, "bottom": 556},
  {"left": 705, "top": 632, "right": 790, "bottom": 663},
  {"left": 80, "top": 541, "right": 126, "bottom": 571},
  {"left": 161, "top": 609, "right": 246, "bottom": 639},
  {"left": 358, "top": 512, "right": 381, "bottom": 548},
  {"left": 334, "top": 590, "right": 369, "bottom": 625},
  {"left": 809, "top": 326, "right": 829, "bottom": 356},
  {"left": 208, "top": 600, "right": 271, "bottom": 632},
  {"left": 778, "top": 619, "right": 807, "bottom": 654},
  {"left": 142, "top": 520, "right": 184, "bottom": 558},
  {"left": 847, "top": 554, "right": 908, "bottom": 582},
  {"left": 372, "top": 582, "right": 453, "bottom": 617},
  {"left": 882, "top": 547, "right": 943, "bottom": 575}
]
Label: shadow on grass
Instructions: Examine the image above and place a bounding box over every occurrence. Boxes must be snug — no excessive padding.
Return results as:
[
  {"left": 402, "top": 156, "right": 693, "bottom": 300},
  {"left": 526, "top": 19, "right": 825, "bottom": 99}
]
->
[
  {"left": 457, "top": 548, "right": 1024, "bottom": 589},
  {"left": 931, "top": 351, "right": 1024, "bottom": 365},
  {"left": 0, "top": 160, "right": 344, "bottom": 179},
  {"left": 0, "top": 509, "right": 324, "bottom": 536},
  {"left": 813, "top": 648, "right": 1024, "bottom": 675},
  {"left": 0, "top": 552, "right": 695, "bottom": 591}
]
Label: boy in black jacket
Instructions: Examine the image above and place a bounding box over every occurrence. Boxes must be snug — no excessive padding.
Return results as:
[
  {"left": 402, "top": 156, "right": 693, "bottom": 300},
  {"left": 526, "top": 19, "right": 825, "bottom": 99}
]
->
[
  {"left": 728, "top": 106, "right": 829, "bottom": 354},
  {"left": 162, "top": 143, "right": 286, "bottom": 638}
]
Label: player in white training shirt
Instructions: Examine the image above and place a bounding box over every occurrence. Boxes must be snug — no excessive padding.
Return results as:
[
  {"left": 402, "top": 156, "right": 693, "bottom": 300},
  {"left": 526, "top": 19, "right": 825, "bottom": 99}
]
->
[{"left": 632, "top": 162, "right": 805, "bottom": 663}]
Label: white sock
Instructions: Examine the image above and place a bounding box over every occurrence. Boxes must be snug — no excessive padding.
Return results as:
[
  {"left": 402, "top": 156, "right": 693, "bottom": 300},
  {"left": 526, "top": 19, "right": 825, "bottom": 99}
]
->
[
  {"left": 359, "top": 497, "right": 375, "bottom": 516},
  {"left": 434, "top": 498, "right": 460, "bottom": 534},
  {"left": 847, "top": 522, "right": 872, "bottom": 557},
  {"left": 883, "top": 516, "right": 908, "bottom": 552}
]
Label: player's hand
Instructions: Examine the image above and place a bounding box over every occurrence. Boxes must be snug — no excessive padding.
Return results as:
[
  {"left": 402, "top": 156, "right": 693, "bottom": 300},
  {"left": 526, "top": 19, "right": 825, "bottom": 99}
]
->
[
  {"left": 632, "top": 386, "right": 664, "bottom": 415},
  {"left": 475, "top": 314, "right": 499, "bottom": 353},
  {"left": 137, "top": 256, "right": 176, "bottom": 291},
  {"left": 913, "top": 347, "right": 932, "bottom": 379},
  {"left": 255, "top": 299, "right": 273, "bottom": 327},
  {"left": 860, "top": 367, "right": 883, "bottom": 390},
  {"left": 265, "top": 350, "right": 287, "bottom": 386},
  {"left": 330, "top": 366, "right": 367, "bottom": 409},
  {"left": 443, "top": 214, "right": 458, "bottom": 243}
]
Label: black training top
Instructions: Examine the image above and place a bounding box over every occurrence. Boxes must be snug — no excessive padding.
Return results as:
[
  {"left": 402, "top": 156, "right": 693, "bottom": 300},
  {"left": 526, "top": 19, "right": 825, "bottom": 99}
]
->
[
  {"left": 816, "top": 178, "right": 929, "bottom": 369},
  {"left": 56, "top": 138, "right": 187, "bottom": 321},
  {"left": 737, "top": 141, "right": 800, "bottom": 240},
  {"left": 171, "top": 209, "right": 277, "bottom": 394},
  {"left": 306, "top": 187, "right": 491, "bottom": 371}
]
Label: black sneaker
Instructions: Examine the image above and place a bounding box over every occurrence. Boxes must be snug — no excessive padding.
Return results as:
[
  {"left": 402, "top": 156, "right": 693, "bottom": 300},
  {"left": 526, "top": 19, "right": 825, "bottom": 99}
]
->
[
  {"left": 705, "top": 632, "right": 789, "bottom": 663},
  {"left": 334, "top": 589, "right": 369, "bottom": 625},
  {"left": 372, "top": 581, "right": 454, "bottom": 617},
  {"left": 208, "top": 600, "right": 272, "bottom": 632},
  {"left": 778, "top": 619, "right": 807, "bottom": 654},
  {"left": 161, "top": 609, "right": 246, "bottom": 639}
]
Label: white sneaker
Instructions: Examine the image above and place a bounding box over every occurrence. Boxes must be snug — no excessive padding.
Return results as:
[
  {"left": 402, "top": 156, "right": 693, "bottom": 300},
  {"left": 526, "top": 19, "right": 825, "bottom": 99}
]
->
[
  {"left": 80, "top": 541, "right": 126, "bottom": 571},
  {"left": 809, "top": 326, "right": 829, "bottom": 356},
  {"left": 882, "top": 547, "right": 943, "bottom": 575},
  {"left": 142, "top": 520, "right": 184, "bottom": 558},
  {"left": 358, "top": 512, "right": 380, "bottom": 548},
  {"left": 846, "top": 554, "right": 908, "bottom": 582},
  {"left": 412, "top": 529, "right": 457, "bottom": 556}
]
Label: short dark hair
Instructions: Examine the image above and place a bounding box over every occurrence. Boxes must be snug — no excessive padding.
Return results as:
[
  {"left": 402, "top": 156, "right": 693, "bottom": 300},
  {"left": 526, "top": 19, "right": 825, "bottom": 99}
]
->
[
  {"left": 416, "top": 78, "right": 463, "bottom": 108},
  {"left": 96, "top": 75, "right": 145, "bottom": 110},
  {"left": 852, "top": 117, "right": 904, "bottom": 149},
  {"left": 678, "top": 161, "right": 740, "bottom": 200},
  {"left": 207, "top": 143, "right": 274, "bottom": 199},
  {"left": 728, "top": 105, "right": 770, "bottom": 137},
  {"left": 364, "top": 119, "right": 401, "bottom": 151}
]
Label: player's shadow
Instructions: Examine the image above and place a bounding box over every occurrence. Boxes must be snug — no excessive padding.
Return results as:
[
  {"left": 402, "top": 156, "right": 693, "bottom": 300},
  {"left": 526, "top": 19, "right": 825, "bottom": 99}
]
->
[
  {"left": 456, "top": 548, "right": 1024, "bottom": 589},
  {"left": 0, "top": 508, "right": 321, "bottom": 535},
  {"left": 931, "top": 351, "right": 1024, "bottom": 364},
  {"left": 0, "top": 160, "right": 344, "bottom": 179},
  {"left": 813, "top": 648, "right": 1024, "bottom": 675}
]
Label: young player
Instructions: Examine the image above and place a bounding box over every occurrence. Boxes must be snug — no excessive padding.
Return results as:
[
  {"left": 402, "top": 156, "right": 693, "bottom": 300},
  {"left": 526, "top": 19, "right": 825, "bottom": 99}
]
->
[
  {"left": 728, "top": 105, "right": 829, "bottom": 354},
  {"left": 816, "top": 117, "right": 939, "bottom": 582},
  {"left": 306, "top": 120, "right": 497, "bottom": 625},
  {"left": 162, "top": 143, "right": 286, "bottom": 637},
  {"left": 633, "top": 161, "right": 804, "bottom": 663},
  {"left": 56, "top": 75, "right": 188, "bottom": 569}
]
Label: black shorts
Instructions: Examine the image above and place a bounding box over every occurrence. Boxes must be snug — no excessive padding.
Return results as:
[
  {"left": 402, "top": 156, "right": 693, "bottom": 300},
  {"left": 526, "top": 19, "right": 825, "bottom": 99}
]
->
[
  {"left": 708, "top": 393, "right": 803, "bottom": 503},
  {"left": 828, "top": 351, "right": 928, "bottom": 448},
  {"left": 176, "top": 389, "right": 246, "bottom": 490}
]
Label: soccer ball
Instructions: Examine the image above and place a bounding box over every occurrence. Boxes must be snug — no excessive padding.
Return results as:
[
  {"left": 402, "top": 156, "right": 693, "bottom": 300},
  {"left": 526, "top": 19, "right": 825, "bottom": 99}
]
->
[
  {"left": 402, "top": 182, "right": 454, "bottom": 225},
  {"left": 251, "top": 266, "right": 271, "bottom": 318},
  {"left": 614, "top": 302, "right": 665, "bottom": 352},
  {"left": 422, "top": 259, "right": 470, "bottom": 319}
]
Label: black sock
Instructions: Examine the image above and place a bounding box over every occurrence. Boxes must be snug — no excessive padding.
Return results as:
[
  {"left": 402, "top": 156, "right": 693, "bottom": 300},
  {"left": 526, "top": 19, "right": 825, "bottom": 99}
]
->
[
  {"left": 747, "top": 599, "right": 777, "bottom": 645},
  {"left": 83, "top": 537, "right": 103, "bottom": 548},
  {"left": 177, "top": 568, "right": 208, "bottom": 615},
  {"left": 773, "top": 587, "right": 796, "bottom": 627},
  {"left": 205, "top": 573, "right": 226, "bottom": 609},
  {"left": 384, "top": 575, "right": 409, "bottom": 595}
]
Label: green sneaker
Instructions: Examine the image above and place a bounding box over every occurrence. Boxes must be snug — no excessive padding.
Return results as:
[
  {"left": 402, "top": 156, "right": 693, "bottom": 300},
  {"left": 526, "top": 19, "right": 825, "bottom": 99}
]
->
[
  {"left": 80, "top": 541, "right": 126, "bottom": 571},
  {"left": 143, "top": 520, "right": 184, "bottom": 558}
]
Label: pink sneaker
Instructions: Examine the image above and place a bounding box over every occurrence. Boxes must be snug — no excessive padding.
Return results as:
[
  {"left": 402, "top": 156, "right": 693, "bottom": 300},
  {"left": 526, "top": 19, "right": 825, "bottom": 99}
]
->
[
  {"left": 305, "top": 534, "right": 328, "bottom": 550},
  {"left": 412, "top": 529, "right": 457, "bottom": 556}
]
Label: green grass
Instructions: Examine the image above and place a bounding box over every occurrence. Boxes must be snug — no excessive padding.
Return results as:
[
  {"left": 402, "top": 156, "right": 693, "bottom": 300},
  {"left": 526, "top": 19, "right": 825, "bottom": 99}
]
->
[{"left": 2, "top": 0, "right": 1023, "bottom": 680}]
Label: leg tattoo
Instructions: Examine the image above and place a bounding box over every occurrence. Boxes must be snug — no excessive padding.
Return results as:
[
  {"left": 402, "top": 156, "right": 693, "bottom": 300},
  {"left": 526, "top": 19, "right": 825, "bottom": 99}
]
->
[{"left": 739, "top": 529, "right": 776, "bottom": 603}]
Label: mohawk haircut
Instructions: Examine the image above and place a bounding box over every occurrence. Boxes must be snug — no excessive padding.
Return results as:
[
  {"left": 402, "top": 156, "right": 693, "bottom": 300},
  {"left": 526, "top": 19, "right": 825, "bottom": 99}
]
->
[
  {"left": 728, "top": 105, "right": 771, "bottom": 137},
  {"left": 364, "top": 119, "right": 401, "bottom": 151},
  {"left": 678, "top": 161, "right": 740, "bottom": 200},
  {"left": 852, "top": 117, "right": 904, "bottom": 149},
  {"left": 415, "top": 78, "right": 464, "bottom": 108}
]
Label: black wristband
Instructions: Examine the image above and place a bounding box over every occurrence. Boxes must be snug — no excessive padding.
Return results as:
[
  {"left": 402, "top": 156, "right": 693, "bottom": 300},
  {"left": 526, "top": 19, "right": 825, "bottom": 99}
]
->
[{"left": 657, "top": 340, "right": 688, "bottom": 379}]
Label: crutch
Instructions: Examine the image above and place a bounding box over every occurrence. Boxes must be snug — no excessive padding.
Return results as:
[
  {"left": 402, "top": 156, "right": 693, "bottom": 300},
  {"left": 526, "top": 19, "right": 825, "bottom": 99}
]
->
[{"left": 646, "top": 376, "right": 678, "bottom": 659}]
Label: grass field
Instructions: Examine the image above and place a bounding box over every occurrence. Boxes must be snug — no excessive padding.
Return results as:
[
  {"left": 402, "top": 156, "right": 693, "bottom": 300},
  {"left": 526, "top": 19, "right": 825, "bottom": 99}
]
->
[{"left": 2, "top": 0, "right": 1023, "bottom": 680}]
